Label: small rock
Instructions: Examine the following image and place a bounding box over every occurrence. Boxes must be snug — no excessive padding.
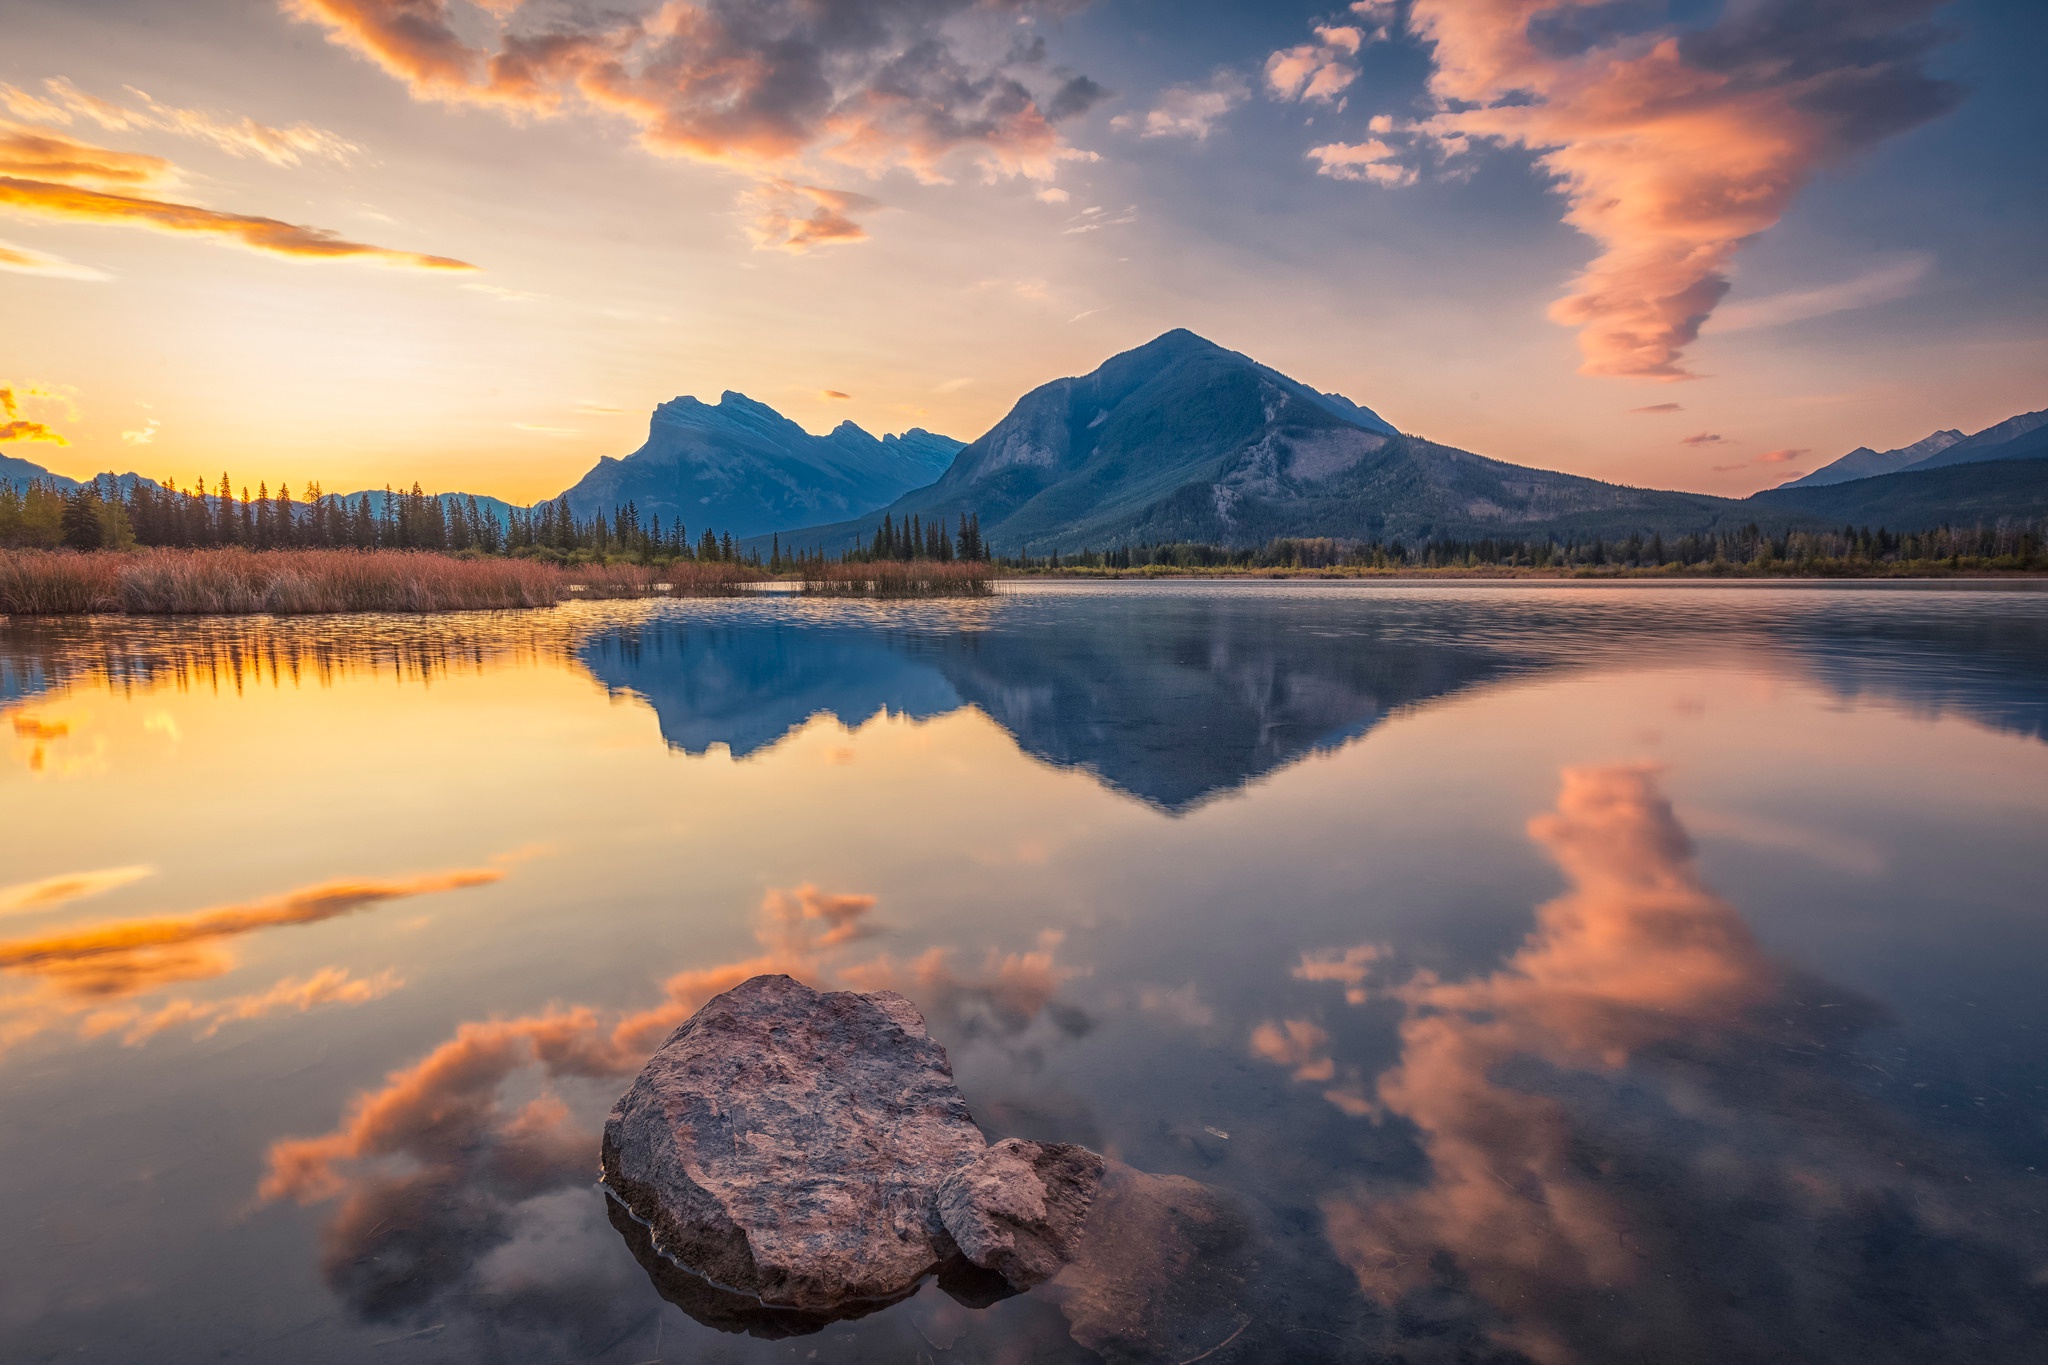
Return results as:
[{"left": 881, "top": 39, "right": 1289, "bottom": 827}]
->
[
  {"left": 601, "top": 974, "right": 988, "bottom": 1312},
  {"left": 936, "top": 1138, "right": 1105, "bottom": 1289}
]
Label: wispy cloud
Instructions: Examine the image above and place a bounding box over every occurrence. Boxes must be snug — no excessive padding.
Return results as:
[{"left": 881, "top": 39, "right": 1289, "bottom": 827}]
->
[
  {"left": 1118, "top": 69, "right": 1249, "bottom": 141},
  {"left": 1629, "top": 403, "right": 1683, "bottom": 414},
  {"left": 2, "top": 78, "right": 360, "bottom": 167},
  {"left": 1710, "top": 256, "right": 1933, "bottom": 333},
  {"left": 0, "top": 236, "right": 111, "bottom": 280},
  {"left": 0, "top": 865, "right": 154, "bottom": 918},
  {"left": 0, "top": 123, "right": 474, "bottom": 269},
  {"left": 1680, "top": 432, "right": 1727, "bottom": 447},
  {"left": 1308, "top": 137, "right": 1415, "bottom": 186}
]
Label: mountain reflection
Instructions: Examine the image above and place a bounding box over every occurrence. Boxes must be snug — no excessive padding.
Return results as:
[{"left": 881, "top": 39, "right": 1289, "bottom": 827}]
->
[
  {"left": 577, "top": 597, "right": 1534, "bottom": 809},
  {"left": 5, "top": 591, "right": 2046, "bottom": 808}
]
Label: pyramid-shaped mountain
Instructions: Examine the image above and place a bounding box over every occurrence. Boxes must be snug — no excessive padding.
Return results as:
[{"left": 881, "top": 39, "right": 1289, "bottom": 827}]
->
[
  {"left": 772, "top": 330, "right": 1740, "bottom": 553},
  {"left": 554, "top": 392, "right": 962, "bottom": 539}
]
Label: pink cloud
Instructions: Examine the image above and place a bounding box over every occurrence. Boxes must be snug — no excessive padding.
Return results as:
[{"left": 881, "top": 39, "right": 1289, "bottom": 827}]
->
[
  {"left": 285, "top": 0, "right": 1103, "bottom": 249},
  {"left": 1309, "top": 1, "right": 1958, "bottom": 378}
]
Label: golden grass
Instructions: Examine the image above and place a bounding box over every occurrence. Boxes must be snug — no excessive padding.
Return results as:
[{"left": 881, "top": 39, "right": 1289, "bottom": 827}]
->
[
  {"left": 800, "top": 560, "right": 995, "bottom": 597},
  {"left": 0, "top": 549, "right": 562, "bottom": 614}
]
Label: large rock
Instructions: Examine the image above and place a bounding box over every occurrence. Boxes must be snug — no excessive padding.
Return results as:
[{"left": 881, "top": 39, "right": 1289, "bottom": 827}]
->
[
  {"left": 936, "top": 1138, "right": 1104, "bottom": 1289},
  {"left": 600, "top": 974, "right": 988, "bottom": 1312}
]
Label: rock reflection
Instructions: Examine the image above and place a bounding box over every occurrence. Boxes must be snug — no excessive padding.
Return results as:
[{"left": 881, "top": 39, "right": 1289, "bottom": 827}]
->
[
  {"left": 603, "top": 1191, "right": 919, "bottom": 1339},
  {"left": 1281, "top": 766, "right": 2048, "bottom": 1364}
]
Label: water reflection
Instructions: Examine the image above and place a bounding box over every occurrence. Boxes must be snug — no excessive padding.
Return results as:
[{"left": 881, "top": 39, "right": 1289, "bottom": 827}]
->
[
  {"left": 2, "top": 586, "right": 2046, "bottom": 1364},
  {"left": 1281, "top": 765, "right": 2048, "bottom": 1363},
  {"left": 0, "top": 865, "right": 496, "bottom": 1055}
]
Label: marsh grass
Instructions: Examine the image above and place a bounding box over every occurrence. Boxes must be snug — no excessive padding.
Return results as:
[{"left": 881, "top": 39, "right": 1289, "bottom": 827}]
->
[
  {"left": 800, "top": 560, "right": 995, "bottom": 598},
  {"left": 0, "top": 549, "right": 563, "bottom": 614},
  {"left": 560, "top": 560, "right": 765, "bottom": 597}
]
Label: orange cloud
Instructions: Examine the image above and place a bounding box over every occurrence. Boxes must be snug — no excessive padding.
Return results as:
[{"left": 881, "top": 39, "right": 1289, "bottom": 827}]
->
[
  {"left": 0, "top": 866, "right": 501, "bottom": 998},
  {"left": 1299, "top": 1, "right": 1958, "bottom": 378},
  {"left": 283, "top": 0, "right": 1101, "bottom": 248},
  {"left": 0, "top": 237, "right": 109, "bottom": 281},
  {"left": 2, "top": 78, "right": 360, "bottom": 167},
  {"left": 1758, "top": 447, "right": 1808, "bottom": 463},
  {"left": 740, "top": 180, "right": 875, "bottom": 253},
  {"left": 0, "top": 124, "right": 170, "bottom": 185},
  {"left": 0, "top": 122, "right": 471, "bottom": 269},
  {"left": 0, "top": 175, "right": 476, "bottom": 269},
  {"left": 0, "top": 863, "right": 153, "bottom": 918}
]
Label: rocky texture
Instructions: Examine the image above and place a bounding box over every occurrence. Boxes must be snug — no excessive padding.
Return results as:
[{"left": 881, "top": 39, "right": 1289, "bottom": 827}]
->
[
  {"left": 600, "top": 974, "right": 988, "bottom": 1312},
  {"left": 1049, "top": 1160, "right": 1258, "bottom": 1364},
  {"left": 936, "top": 1138, "right": 1104, "bottom": 1290}
]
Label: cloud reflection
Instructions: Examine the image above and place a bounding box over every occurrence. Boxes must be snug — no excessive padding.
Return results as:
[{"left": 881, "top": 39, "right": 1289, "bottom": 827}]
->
[
  {"left": 0, "top": 865, "right": 499, "bottom": 1056},
  {"left": 1270, "top": 766, "right": 2048, "bottom": 1363}
]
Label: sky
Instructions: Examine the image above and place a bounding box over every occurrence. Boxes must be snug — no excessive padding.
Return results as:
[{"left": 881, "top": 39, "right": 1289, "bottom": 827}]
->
[{"left": 1, "top": 0, "right": 2043, "bottom": 504}]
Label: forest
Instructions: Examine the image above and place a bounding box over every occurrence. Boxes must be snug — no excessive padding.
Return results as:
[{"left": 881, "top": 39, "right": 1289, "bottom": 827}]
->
[{"left": 5, "top": 472, "right": 2044, "bottom": 577}]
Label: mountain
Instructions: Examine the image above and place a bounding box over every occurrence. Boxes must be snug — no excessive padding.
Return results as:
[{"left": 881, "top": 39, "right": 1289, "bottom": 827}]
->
[
  {"left": 1781, "top": 429, "right": 1963, "bottom": 489},
  {"left": 1780, "top": 407, "right": 2048, "bottom": 490},
  {"left": 769, "top": 330, "right": 1754, "bottom": 554},
  {"left": 1748, "top": 456, "right": 2048, "bottom": 527},
  {"left": 1, "top": 455, "right": 158, "bottom": 495},
  {"left": 553, "top": 392, "right": 962, "bottom": 539},
  {"left": 1898, "top": 408, "right": 2048, "bottom": 472},
  {"left": 334, "top": 488, "right": 521, "bottom": 527}
]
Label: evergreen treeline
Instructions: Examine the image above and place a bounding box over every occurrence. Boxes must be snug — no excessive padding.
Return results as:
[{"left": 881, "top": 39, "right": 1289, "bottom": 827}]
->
[
  {"left": 839, "top": 511, "right": 987, "bottom": 563},
  {"left": 11, "top": 469, "right": 2043, "bottom": 575},
  {"left": 0, "top": 475, "right": 757, "bottom": 564},
  {"left": 1017, "top": 521, "right": 2048, "bottom": 574}
]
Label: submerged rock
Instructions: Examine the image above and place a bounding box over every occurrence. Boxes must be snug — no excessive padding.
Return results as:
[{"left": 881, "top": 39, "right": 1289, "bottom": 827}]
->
[
  {"left": 600, "top": 974, "right": 988, "bottom": 1312},
  {"left": 936, "top": 1138, "right": 1105, "bottom": 1290},
  {"left": 1049, "top": 1160, "right": 1258, "bottom": 1364}
]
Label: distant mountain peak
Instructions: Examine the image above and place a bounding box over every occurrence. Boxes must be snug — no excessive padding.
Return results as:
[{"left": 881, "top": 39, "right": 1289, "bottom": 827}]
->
[{"left": 552, "top": 391, "right": 962, "bottom": 537}]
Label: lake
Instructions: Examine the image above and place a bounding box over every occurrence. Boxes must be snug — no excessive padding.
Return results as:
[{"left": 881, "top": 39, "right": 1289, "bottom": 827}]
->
[{"left": 3, "top": 582, "right": 2046, "bottom": 1364}]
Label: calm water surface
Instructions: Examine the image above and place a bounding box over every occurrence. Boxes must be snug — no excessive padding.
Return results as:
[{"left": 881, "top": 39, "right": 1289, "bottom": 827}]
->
[{"left": 2, "top": 583, "right": 2045, "bottom": 1364}]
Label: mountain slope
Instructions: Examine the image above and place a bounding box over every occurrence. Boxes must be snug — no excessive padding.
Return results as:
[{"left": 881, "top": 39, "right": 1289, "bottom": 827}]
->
[
  {"left": 771, "top": 330, "right": 1751, "bottom": 553},
  {"left": 1901, "top": 408, "right": 2048, "bottom": 472},
  {"left": 1781, "top": 429, "right": 1963, "bottom": 489},
  {"left": 1, "top": 455, "right": 158, "bottom": 495},
  {"left": 554, "top": 392, "right": 961, "bottom": 538},
  {"left": 1747, "top": 457, "right": 2048, "bottom": 526},
  {"left": 335, "top": 488, "right": 520, "bottom": 527}
]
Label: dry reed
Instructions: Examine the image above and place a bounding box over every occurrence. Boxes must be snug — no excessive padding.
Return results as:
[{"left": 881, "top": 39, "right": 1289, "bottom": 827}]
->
[
  {"left": 560, "top": 560, "right": 765, "bottom": 597},
  {"left": 800, "top": 560, "right": 994, "bottom": 598},
  {"left": 0, "top": 549, "right": 563, "bottom": 615}
]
